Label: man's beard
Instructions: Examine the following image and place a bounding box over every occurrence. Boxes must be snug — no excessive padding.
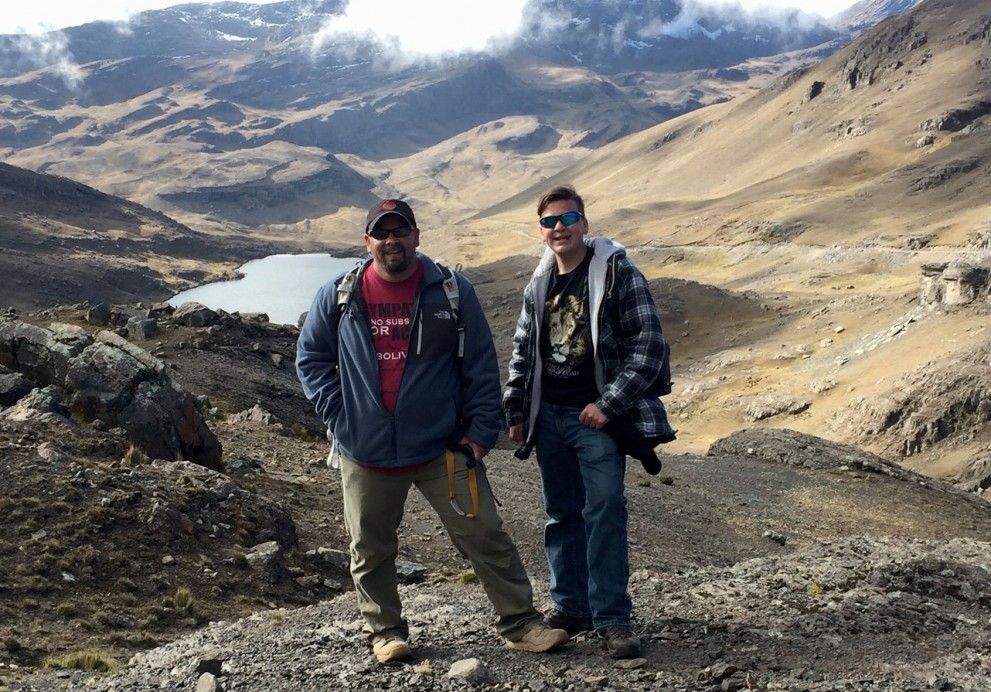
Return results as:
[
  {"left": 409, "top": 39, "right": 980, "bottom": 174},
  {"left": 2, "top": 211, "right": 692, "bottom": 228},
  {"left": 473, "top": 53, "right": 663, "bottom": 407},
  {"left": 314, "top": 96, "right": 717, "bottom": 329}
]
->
[{"left": 378, "top": 246, "right": 411, "bottom": 275}]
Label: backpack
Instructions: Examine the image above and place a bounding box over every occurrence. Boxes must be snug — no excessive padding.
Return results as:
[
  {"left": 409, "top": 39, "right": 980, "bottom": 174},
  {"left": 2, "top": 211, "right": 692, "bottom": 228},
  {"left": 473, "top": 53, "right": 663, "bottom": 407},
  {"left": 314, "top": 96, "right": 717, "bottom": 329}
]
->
[
  {"left": 653, "top": 338, "right": 673, "bottom": 397},
  {"left": 335, "top": 261, "right": 465, "bottom": 359},
  {"left": 604, "top": 257, "right": 673, "bottom": 397}
]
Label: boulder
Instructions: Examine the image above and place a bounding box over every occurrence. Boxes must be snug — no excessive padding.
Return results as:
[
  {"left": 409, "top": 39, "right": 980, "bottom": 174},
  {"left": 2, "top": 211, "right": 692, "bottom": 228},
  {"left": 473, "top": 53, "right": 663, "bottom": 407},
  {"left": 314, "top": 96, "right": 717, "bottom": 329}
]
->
[
  {"left": 943, "top": 262, "right": 989, "bottom": 306},
  {"left": 110, "top": 304, "right": 145, "bottom": 327},
  {"left": 0, "top": 385, "right": 70, "bottom": 424},
  {"left": 396, "top": 559, "right": 427, "bottom": 583},
  {"left": 127, "top": 317, "right": 160, "bottom": 340},
  {"left": 0, "top": 365, "right": 33, "bottom": 406},
  {"left": 245, "top": 540, "right": 288, "bottom": 584},
  {"left": 805, "top": 80, "right": 825, "bottom": 101},
  {"left": 448, "top": 658, "right": 492, "bottom": 684},
  {"left": 743, "top": 395, "right": 811, "bottom": 421},
  {"left": 56, "top": 329, "right": 222, "bottom": 469},
  {"left": 0, "top": 317, "right": 92, "bottom": 386},
  {"left": 86, "top": 302, "right": 112, "bottom": 325},
  {"left": 174, "top": 302, "right": 220, "bottom": 328},
  {"left": 919, "top": 101, "right": 991, "bottom": 132},
  {"left": 196, "top": 672, "right": 222, "bottom": 692},
  {"left": 121, "top": 379, "right": 223, "bottom": 469},
  {"left": 65, "top": 342, "right": 152, "bottom": 422},
  {"left": 147, "top": 302, "right": 175, "bottom": 319},
  {"left": 228, "top": 404, "right": 276, "bottom": 425}
]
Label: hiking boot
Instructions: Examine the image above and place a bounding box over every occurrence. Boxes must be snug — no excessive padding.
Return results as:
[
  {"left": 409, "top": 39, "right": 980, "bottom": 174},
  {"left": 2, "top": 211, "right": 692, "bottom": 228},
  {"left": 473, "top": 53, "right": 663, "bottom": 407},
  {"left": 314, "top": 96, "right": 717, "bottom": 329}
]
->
[
  {"left": 371, "top": 632, "right": 412, "bottom": 663},
  {"left": 504, "top": 621, "right": 569, "bottom": 653},
  {"left": 597, "top": 625, "right": 641, "bottom": 659},
  {"left": 545, "top": 609, "right": 594, "bottom": 635}
]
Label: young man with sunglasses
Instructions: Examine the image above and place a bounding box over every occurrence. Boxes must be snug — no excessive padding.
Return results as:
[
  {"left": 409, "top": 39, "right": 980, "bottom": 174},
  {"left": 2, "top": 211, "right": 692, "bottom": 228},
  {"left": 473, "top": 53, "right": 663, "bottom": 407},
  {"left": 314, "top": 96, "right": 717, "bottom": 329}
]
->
[
  {"left": 297, "top": 198, "right": 568, "bottom": 663},
  {"left": 504, "top": 186, "right": 674, "bottom": 659}
]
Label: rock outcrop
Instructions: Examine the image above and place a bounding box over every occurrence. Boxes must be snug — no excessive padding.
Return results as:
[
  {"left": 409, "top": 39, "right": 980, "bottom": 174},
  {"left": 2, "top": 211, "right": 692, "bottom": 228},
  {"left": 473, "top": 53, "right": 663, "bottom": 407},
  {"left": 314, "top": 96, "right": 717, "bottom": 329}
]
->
[
  {"left": 840, "top": 13, "right": 926, "bottom": 90},
  {"left": 953, "top": 453, "right": 991, "bottom": 493},
  {"left": 709, "top": 427, "right": 929, "bottom": 480},
  {"left": 919, "top": 100, "right": 991, "bottom": 132},
  {"left": 0, "top": 316, "right": 222, "bottom": 468},
  {"left": 830, "top": 340, "right": 991, "bottom": 460},
  {"left": 742, "top": 395, "right": 811, "bottom": 421},
  {"left": 919, "top": 261, "right": 990, "bottom": 309}
]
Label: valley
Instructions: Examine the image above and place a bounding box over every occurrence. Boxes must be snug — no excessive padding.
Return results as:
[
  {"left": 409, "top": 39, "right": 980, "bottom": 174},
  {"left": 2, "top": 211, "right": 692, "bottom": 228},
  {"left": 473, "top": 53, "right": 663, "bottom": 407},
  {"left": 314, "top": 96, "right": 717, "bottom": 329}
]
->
[{"left": 1, "top": 0, "right": 989, "bottom": 689}]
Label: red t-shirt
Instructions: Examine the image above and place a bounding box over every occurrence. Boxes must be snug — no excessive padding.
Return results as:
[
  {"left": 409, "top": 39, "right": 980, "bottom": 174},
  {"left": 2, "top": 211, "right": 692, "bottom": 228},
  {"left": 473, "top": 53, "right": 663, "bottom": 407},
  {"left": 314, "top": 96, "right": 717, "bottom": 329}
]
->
[{"left": 361, "top": 261, "right": 423, "bottom": 413}]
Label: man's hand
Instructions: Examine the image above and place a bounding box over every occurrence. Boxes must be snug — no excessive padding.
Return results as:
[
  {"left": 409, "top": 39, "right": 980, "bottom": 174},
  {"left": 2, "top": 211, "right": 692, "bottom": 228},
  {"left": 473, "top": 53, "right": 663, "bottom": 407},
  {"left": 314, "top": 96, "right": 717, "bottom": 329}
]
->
[
  {"left": 508, "top": 424, "right": 525, "bottom": 444},
  {"left": 578, "top": 403, "right": 609, "bottom": 429},
  {"left": 459, "top": 436, "right": 489, "bottom": 462}
]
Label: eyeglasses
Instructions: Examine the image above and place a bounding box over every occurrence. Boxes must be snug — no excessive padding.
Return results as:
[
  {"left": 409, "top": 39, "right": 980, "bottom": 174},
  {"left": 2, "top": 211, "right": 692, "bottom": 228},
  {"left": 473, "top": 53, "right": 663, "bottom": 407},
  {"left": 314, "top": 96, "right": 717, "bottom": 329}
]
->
[
  {"left": 538, "top": 211, "right": 583, "bottom": 229},
  {"left": 366, "top": 226, "right": 414, "bottom": 240}
]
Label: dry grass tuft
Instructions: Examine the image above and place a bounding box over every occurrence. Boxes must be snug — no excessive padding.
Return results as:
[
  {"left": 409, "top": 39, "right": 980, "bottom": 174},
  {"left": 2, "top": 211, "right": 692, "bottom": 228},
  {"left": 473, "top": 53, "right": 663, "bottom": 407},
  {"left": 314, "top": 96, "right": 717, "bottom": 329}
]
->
[
  {"left": 122, "top": 445, "right": 151, "bottom": 466},
  {"left": 44, "top": 649, "right": 120, "bottom": 672},
  {"left": 172, "top": 586, "right": 194, "bottom": 612}
]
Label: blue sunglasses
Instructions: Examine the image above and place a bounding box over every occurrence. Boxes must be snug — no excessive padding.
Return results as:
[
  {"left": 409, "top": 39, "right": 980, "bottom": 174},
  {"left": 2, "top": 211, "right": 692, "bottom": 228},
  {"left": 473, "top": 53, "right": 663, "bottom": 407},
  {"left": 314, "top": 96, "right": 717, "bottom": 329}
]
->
[{"left": 539, "top": 211, "right": 584, "bottom": 229}]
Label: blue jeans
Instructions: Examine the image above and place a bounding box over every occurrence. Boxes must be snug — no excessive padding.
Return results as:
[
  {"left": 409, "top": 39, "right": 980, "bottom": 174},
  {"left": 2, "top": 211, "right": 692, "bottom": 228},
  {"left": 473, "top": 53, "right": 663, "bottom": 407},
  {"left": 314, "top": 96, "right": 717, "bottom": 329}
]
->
[{"left": 534, "top": 402, "right": 631, "bottom": 628}]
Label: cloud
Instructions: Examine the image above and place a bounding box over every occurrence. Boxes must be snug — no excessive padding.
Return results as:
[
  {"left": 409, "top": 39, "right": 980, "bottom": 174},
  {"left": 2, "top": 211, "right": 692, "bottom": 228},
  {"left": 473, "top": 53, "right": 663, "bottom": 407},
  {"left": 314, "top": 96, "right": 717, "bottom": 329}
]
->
[
  {"left": 639, "top": 0, "right": 828, "bottom": 42},
  {"left": 13, "top": 29, "right": 84, "bottom": 90},
  {"left": 310, "top": 0, "right": 528, "bottom": 66}
]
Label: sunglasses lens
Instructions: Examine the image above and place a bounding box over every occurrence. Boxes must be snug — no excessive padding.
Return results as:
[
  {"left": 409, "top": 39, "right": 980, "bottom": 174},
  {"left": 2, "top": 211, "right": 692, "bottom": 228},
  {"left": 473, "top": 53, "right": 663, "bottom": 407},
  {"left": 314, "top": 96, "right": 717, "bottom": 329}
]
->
[
  {"left": 538, "top": 211, "right": 582, "bottom": 229},
  {"left": 369, "top": 227, "right": 412, "bottom": 240}
]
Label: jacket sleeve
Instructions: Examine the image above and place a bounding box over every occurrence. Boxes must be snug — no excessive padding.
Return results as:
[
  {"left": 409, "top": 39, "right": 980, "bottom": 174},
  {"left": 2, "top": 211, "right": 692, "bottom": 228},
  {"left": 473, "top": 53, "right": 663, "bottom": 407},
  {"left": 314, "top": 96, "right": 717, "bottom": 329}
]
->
[
  {"left": 596, "top": 259, "right": 665, "bottom": 420},
  {"left": 502, "top": 284, "right": 533, "bottom": 428},
  {"left": 456, "top": 276, "right": 503, "bottom": 449},
  {"left": 295, "top": 281, "right": 343, "bottom": 431}
]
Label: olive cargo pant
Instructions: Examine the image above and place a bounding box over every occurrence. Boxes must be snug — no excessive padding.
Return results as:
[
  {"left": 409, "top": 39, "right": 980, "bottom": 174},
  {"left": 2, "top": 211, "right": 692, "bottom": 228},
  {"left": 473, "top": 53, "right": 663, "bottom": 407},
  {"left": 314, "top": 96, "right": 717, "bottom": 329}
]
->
[{"left": 339, "top": 450, "right": 542, "bottom": 641}]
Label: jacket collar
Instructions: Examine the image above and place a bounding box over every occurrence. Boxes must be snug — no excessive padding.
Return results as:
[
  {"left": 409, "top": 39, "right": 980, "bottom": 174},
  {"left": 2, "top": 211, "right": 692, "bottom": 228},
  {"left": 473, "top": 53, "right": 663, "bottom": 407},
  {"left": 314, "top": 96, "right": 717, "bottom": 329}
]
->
[{"left": 533, "top": 236, "right": 625, "bottom": 279}]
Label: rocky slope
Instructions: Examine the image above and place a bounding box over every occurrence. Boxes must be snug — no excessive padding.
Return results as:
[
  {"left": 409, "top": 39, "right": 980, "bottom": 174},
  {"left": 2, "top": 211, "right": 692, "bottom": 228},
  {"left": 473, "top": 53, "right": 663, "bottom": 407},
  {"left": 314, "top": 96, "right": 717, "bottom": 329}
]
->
[{"left": 1, "top": 304, "right": 990, "bottom": 691}]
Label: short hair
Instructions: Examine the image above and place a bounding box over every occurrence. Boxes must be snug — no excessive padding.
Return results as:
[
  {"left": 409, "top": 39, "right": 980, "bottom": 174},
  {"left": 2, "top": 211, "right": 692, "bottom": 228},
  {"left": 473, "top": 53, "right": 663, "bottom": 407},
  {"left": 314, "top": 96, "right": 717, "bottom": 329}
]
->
[{"left": 537, "top": 186, "right": 585, "bottom": 216}]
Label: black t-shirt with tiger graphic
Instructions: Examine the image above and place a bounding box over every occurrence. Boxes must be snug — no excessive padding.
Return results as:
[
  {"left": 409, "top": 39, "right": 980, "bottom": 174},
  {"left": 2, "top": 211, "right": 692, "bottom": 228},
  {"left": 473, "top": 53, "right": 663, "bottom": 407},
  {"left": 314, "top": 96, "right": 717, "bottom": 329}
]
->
[{"left": 539, "top": 247, "right": 599, "bottom": 407}]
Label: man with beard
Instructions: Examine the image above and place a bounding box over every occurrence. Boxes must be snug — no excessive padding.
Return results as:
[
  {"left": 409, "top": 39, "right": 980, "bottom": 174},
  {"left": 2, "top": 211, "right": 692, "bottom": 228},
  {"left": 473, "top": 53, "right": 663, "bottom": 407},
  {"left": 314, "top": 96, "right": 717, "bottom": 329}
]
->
[{"left": 297, "top": 199, "right": 568, "bottom": 663}]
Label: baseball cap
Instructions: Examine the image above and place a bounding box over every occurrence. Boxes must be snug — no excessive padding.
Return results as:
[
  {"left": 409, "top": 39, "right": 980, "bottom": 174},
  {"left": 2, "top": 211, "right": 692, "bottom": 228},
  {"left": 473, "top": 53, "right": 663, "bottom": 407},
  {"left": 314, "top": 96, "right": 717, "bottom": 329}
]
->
[{"left": 365, "top": 199, "right": 417, "bottom": 232}]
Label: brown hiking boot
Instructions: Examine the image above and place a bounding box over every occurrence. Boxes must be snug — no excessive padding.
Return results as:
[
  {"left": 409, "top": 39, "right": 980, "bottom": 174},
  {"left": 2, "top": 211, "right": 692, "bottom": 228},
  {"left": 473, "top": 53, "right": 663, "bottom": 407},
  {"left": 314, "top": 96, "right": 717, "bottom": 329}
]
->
[
  {"left": 545, "top": 609, "right": 594, "bottom": 635},
  {"left": 371, "top": 633, "right": 412, "bottom": 663},
  {"left": 598, "top": 625, "right": 642, "bottom": 659},
  {"left": 504, "top": 621, "right": 569, "bottom": 653}
]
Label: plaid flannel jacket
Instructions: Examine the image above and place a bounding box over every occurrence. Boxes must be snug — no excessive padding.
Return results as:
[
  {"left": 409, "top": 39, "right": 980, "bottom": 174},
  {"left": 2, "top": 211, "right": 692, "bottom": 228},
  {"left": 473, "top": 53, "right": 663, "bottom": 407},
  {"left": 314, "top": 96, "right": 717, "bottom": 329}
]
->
[{"left": 503, "top": 237, "right": 674, "bottom": 443}]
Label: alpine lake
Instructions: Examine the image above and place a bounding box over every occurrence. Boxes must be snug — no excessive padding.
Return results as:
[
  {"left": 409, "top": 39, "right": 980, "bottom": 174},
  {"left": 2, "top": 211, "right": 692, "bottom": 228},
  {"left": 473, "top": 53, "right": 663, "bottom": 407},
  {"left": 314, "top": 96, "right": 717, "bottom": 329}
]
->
[{"left": 170, "top": 254, "right": 361, "bottom": 325}]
